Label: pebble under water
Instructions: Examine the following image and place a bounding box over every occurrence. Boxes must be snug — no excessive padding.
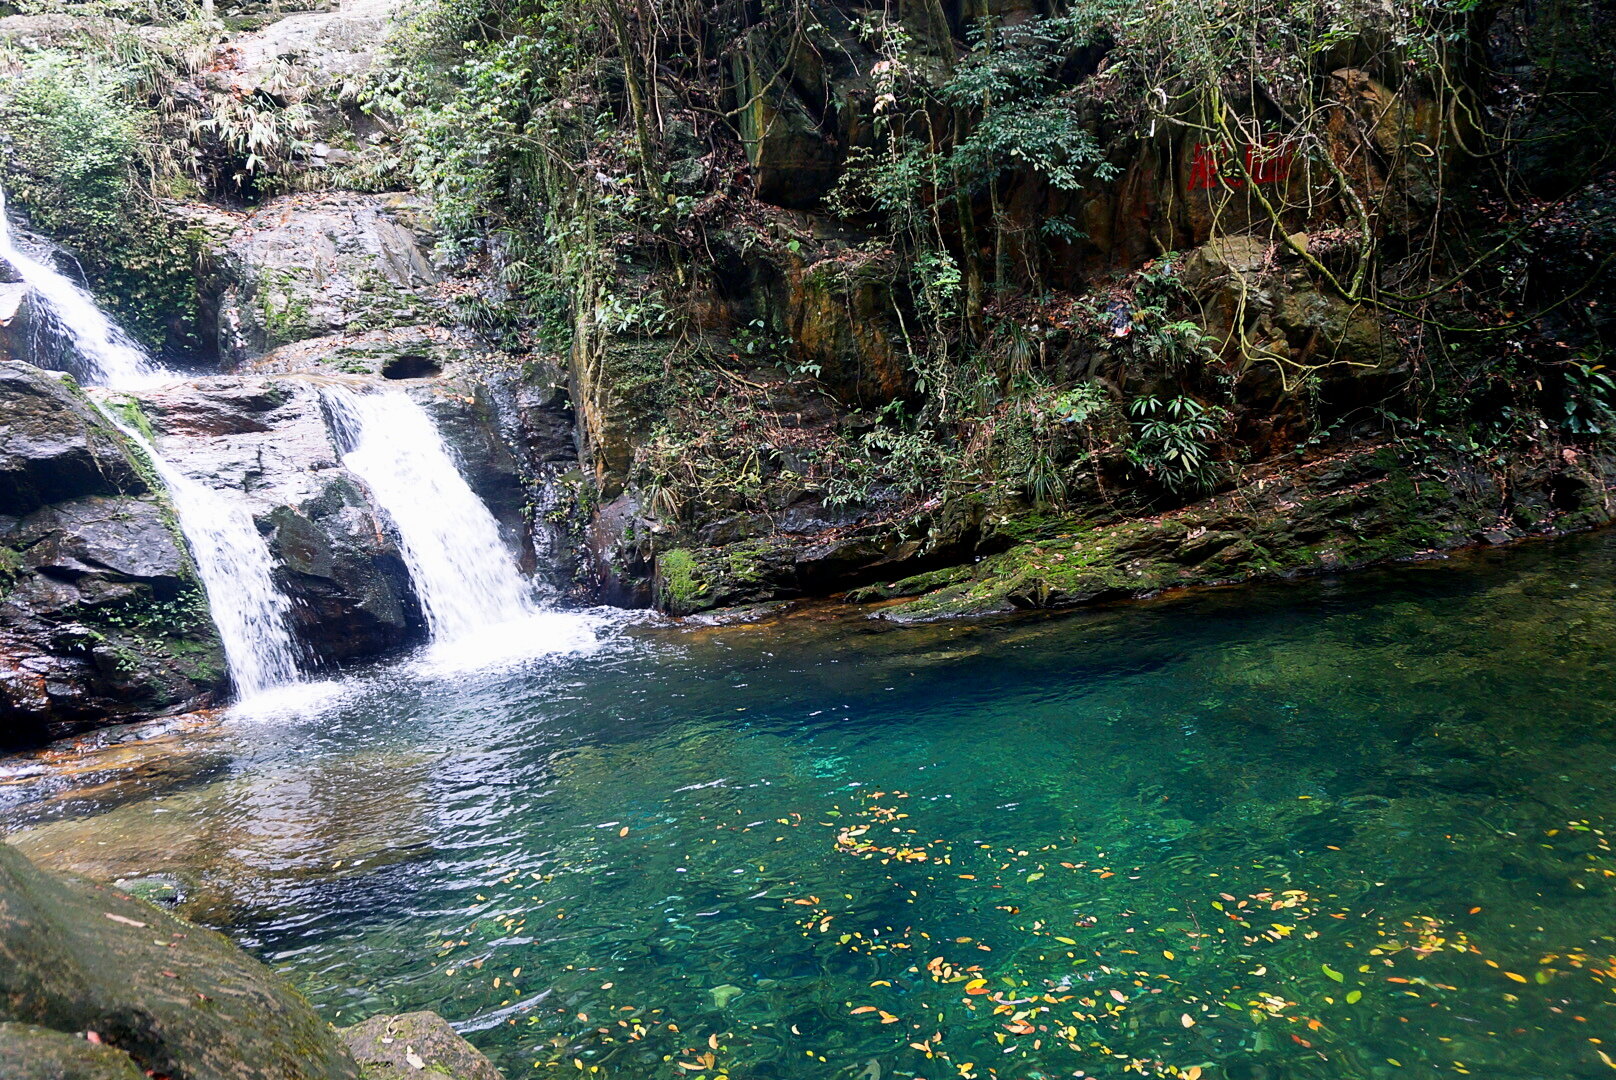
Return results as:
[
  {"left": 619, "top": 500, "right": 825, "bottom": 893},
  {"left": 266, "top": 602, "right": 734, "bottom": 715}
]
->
[{"left": 5, "top": 535, "right": 1616, "bottom": 1080}]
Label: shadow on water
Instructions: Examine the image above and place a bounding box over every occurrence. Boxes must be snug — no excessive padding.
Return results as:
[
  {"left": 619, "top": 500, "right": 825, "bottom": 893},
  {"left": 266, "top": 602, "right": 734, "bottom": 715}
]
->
[{"left": 4, "top": 533, "right": 1616, "bottom": 1079}]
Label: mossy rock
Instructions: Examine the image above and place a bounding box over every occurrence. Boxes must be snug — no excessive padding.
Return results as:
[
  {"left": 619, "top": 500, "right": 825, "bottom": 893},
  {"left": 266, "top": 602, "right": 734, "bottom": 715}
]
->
[
  {"left": 0, "top": 842, "right": 359, "bottom": 1080},
  {"left": 875, "top": 446, "right": 1615, "bottom": 621},
  {"left": 339, "top": 1012, "right": 503, "bottom": 1080},
  {"left": 655, "top": 540, "right": 798, "bottom": 615},
  {"left": 0, "top": 1021, "right": 148, "bottom": 1079}
]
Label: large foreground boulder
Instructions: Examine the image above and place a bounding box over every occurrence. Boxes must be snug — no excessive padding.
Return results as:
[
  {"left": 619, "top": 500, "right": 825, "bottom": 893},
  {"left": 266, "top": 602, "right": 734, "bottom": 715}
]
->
[{"left": 0, "top": 842, "right": 358, "bottom": 1080}]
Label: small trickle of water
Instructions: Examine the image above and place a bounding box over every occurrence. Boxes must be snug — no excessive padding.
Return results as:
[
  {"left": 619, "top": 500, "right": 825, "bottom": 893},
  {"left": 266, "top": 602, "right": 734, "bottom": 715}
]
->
[
  {"left": 0, "top": 188, "right": 156, "bottom": 389},
  {"left": 322, "top": 386, "right": 541, "bottom": 645}
]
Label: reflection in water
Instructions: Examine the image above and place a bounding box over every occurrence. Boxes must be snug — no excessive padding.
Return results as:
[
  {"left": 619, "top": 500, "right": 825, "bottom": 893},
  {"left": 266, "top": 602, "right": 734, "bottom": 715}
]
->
[{"left": 4, "top": 537, "right": 1616, "bottom": 1078}]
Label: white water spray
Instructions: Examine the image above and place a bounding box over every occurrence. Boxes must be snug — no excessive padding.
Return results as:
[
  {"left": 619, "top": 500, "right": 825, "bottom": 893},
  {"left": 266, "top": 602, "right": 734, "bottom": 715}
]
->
[
  {"left": 1, "top": 188, "right": 304, "bottom": 698},
  {"left": 115, "top": 419, "right": 306, "bottom": 696},
  {"left": 0, "top": 188, "right": 156, "bottom": 388},
  {"left": 322, "top": 386, "right": 542, "bottom": 644}
]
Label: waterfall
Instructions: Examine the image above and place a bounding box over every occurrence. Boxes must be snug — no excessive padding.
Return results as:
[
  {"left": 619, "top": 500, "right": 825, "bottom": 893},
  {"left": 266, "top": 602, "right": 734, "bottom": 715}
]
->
[
  {"left": 0, "top": 189, "right": 156, "bottom": 388},
  {"left": 321, "top": 386, "right": 539, "bottom": 643},
  {"left": 1, "top": 188, "right": 304, "bottom": 699},
  {"left": 113, "top": 417, "right": 306, "bottom": 696}
]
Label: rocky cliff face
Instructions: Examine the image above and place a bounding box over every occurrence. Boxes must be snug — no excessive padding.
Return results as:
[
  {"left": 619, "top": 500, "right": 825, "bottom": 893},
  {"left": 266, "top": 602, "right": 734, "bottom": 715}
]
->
[
  {"left": 1, "top": 0, "right": 1612, "bottom": 737},
  {"left": 0, "top": 363, "right": 225, "bottom": 745}
]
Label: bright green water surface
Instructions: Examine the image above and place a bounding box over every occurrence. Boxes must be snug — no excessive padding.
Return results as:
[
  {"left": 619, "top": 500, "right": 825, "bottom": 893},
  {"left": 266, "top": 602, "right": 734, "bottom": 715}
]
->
[{"left": 7, "top": 535, "right": 1616, "bottom": 1080}]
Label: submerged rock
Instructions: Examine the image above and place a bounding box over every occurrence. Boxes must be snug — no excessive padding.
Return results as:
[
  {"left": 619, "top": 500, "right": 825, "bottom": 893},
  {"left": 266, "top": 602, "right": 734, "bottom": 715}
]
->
[
  {"left": 8, "top": 746, "right": 439, "bottom": 925},
  {"left": 0, "top": 842, "right": 359, "bottom": 1080}
]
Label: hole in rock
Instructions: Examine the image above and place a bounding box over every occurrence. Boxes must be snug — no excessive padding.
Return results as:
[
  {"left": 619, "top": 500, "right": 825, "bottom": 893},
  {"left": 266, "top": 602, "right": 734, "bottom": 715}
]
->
[{"left": 380, "top": 355, "right": 442, "bottom": 380}]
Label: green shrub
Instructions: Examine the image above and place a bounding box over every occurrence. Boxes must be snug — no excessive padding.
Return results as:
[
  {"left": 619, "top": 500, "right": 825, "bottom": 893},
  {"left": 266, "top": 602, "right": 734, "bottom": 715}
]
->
[{"left": 0, "top": 53, "right": 205, "bottom": 350}]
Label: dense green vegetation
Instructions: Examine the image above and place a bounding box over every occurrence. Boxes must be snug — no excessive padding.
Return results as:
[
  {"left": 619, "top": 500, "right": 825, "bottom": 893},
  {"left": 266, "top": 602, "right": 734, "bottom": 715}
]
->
[
  {"left": 0, "top": 35, "right": 210, "bottom": 349},
  {"left": 358, "top": 0, "right": 1615, "bottom": 522},
  {"left": 2, "top": 0, "right": 1613, "bottom": 609}
]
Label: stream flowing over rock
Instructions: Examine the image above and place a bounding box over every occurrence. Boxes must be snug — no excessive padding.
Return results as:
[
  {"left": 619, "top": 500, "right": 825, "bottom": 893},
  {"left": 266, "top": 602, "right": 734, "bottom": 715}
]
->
[{"left": 133, "top": 377, "right": 423, "bottom": 667}]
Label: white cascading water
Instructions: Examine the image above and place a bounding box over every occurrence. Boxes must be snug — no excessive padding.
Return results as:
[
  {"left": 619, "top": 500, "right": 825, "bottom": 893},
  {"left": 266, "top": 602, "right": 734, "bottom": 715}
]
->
[
  {"left": 1, "top": 188, "right": 305, "bottom": 699},
  {"left": 322, "top": 386, "right": 539, "bottom": 643},
  {"left": 0, "top": 188, "right": 156, "bottom": 388},
  {"left": 113, "top": 422, "right": 306, "bottom": 696}
]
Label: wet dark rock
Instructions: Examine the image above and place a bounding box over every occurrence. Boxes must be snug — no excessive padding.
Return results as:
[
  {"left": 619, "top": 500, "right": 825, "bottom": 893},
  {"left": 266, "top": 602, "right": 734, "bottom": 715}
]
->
[
  {"left": 0, "top": 283, "right": 36, "bottom": 365},
  {"left": 10, "top": 497, "right": 188, "bottom": 591},
  {"left": 586, "top": 494, "right": 654, "bottom": 608},
  {"left": 0, "top": 362, "right": 146, "bottom": 515},
  {"left": 339, "top": 1012, "right": 504, "bottom": 1080},
  {"left": 0, "top": 363, "right": 226, "bottom": 745},
  {"left": 263, "top": 476, "right": 421, "bottom": 665},
  {"left": 0, "top": 842, "right": 360, "bottom": 1080}
]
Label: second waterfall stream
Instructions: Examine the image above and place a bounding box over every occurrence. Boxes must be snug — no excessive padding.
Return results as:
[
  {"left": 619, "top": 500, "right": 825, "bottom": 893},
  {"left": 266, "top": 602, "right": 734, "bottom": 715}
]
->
[{"left": 321, "top": 385, "right": 590, "bottom": 662}]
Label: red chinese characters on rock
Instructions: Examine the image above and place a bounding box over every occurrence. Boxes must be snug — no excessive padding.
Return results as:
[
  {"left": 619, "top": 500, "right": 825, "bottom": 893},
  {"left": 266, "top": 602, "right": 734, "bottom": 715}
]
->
[{"left": 1187, "top": 135, "right": 1295, "bottom": 191}]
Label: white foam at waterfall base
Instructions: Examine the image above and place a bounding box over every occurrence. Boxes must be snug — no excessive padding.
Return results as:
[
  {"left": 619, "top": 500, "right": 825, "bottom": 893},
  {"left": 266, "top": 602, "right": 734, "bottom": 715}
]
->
[
  {"left": 0, "top": 189, "right": 158, "bottom": 389},
  {"left": 322, "top": 386, "right": 598, "bottom": 667}
]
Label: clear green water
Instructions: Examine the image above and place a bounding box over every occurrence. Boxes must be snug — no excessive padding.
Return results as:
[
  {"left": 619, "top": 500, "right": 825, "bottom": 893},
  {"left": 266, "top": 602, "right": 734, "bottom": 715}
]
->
[{"left": 9, "top": 536, "right": 1616, "bottom": 1080}]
